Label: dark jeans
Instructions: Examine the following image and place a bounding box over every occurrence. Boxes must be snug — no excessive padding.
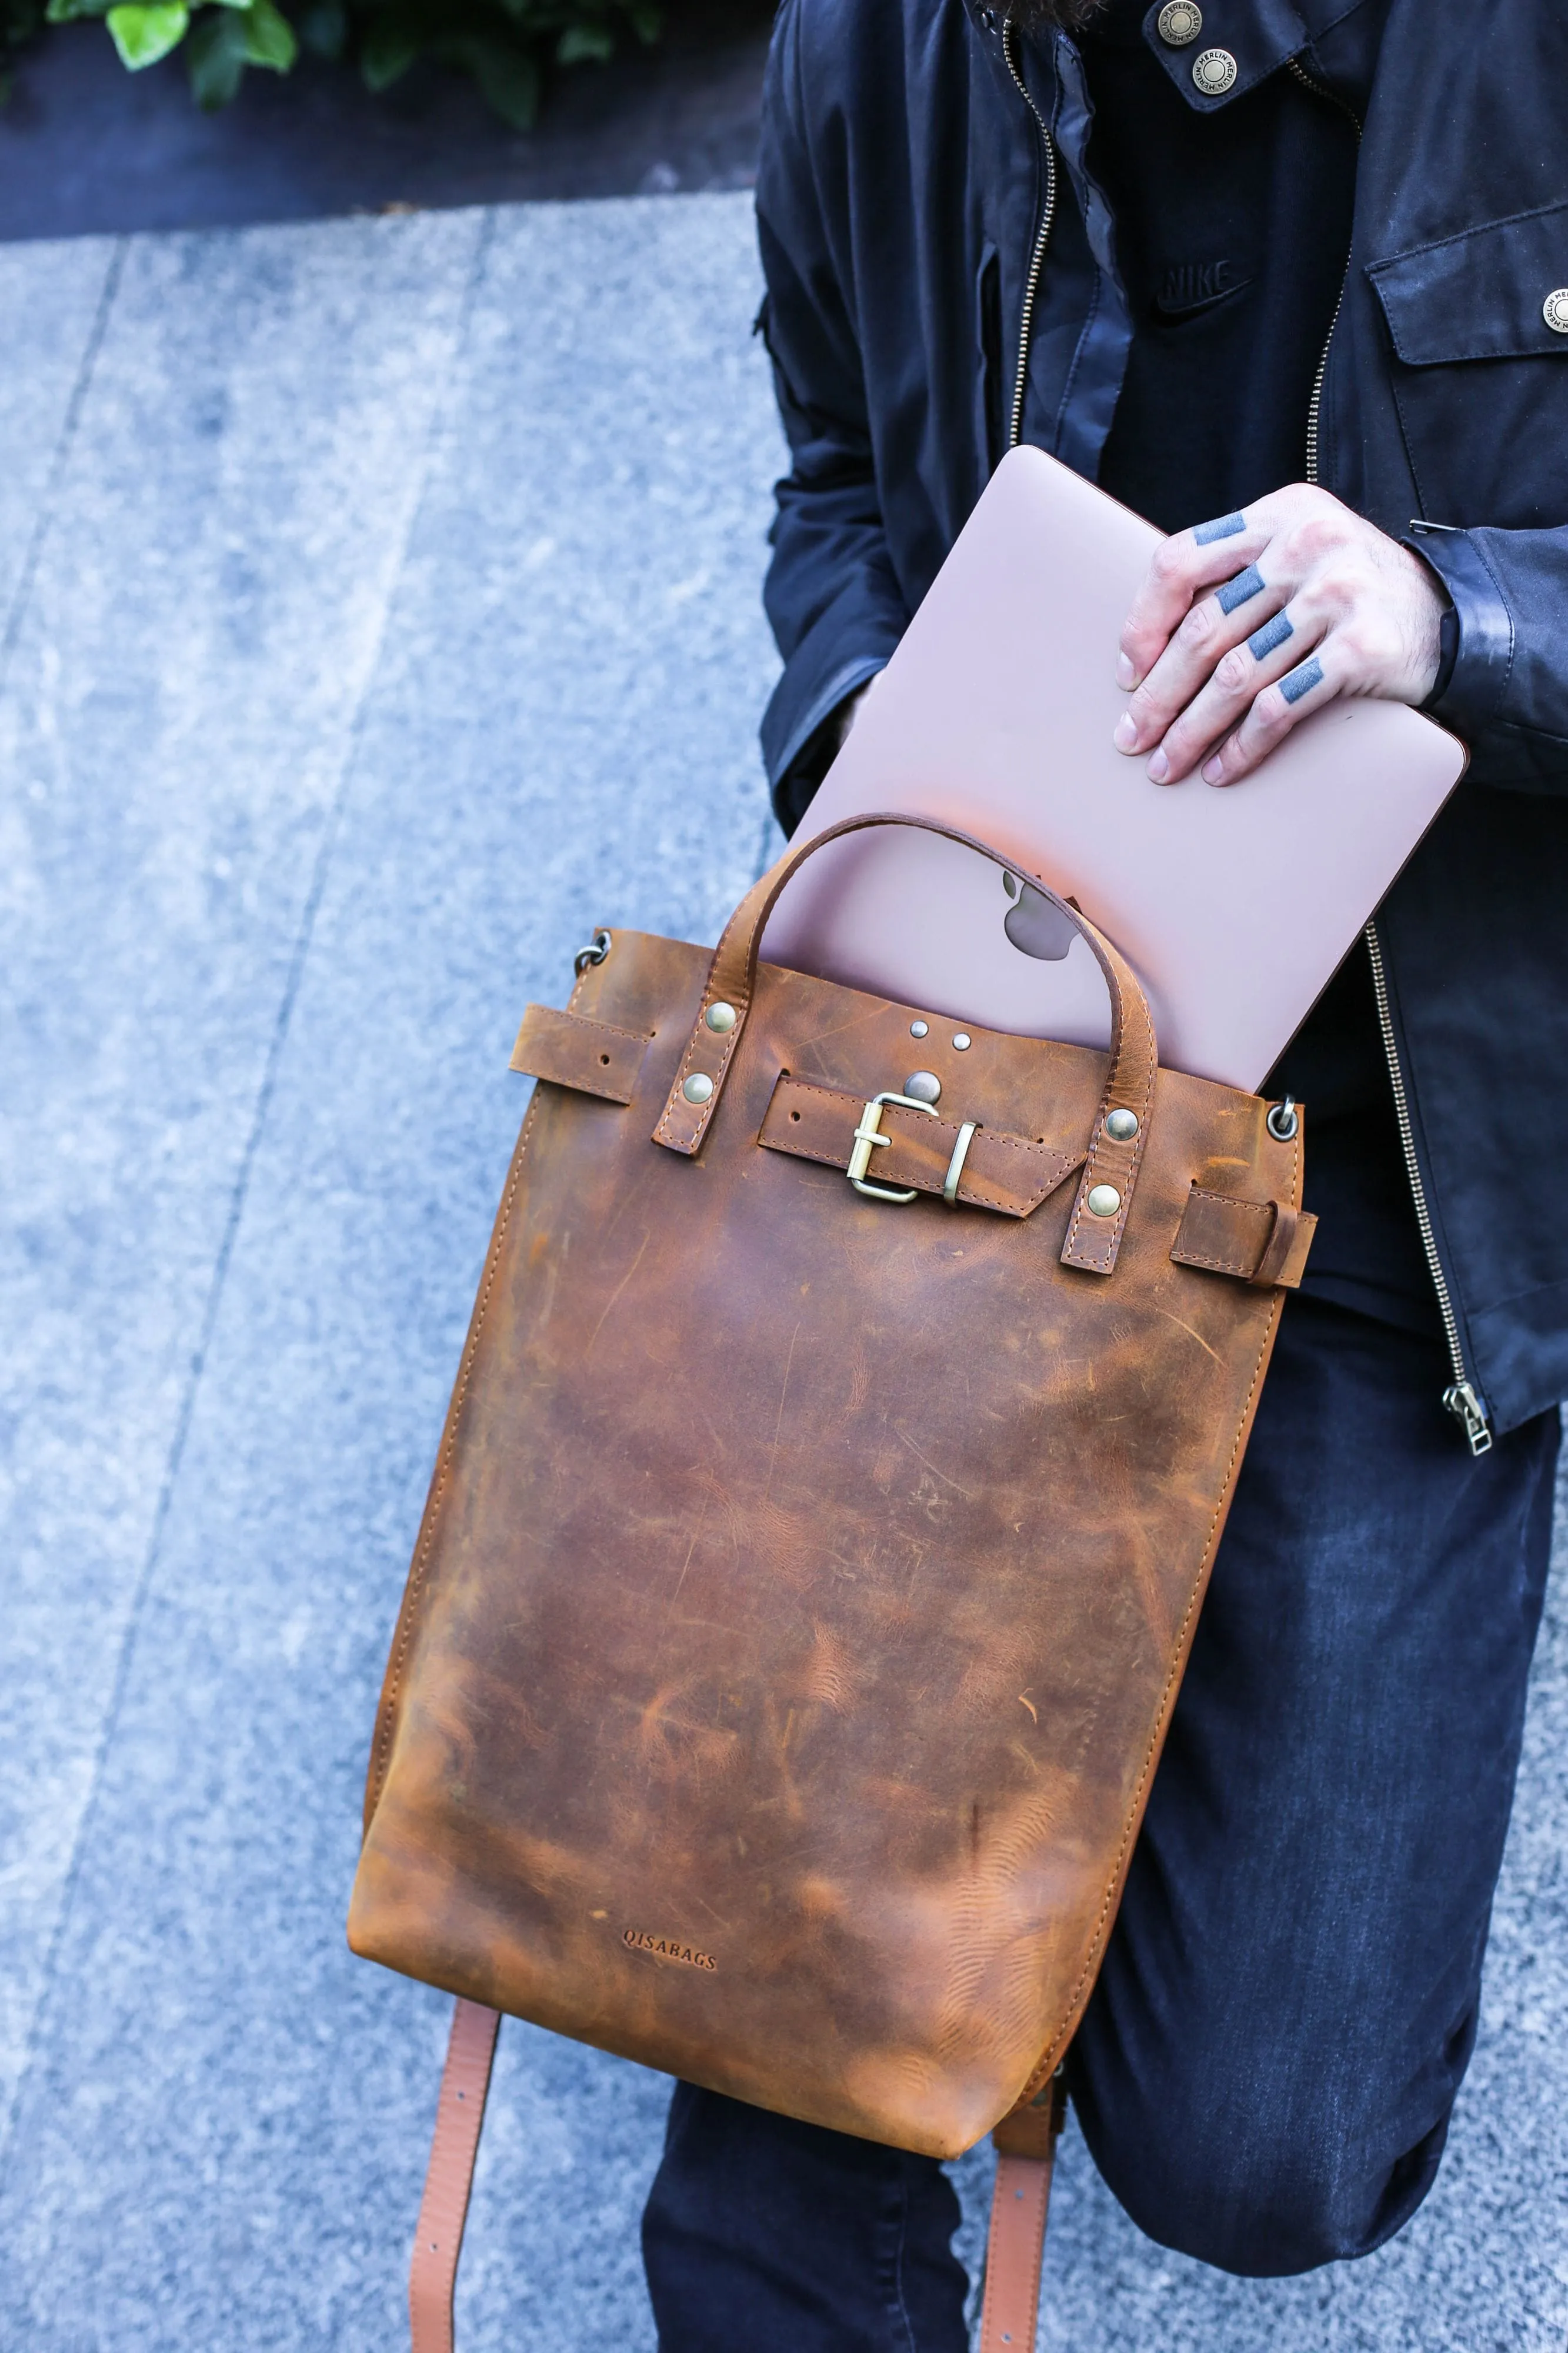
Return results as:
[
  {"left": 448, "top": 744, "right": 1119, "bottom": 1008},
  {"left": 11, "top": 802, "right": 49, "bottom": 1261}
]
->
[{"left": 642, "top": 1296, "right": 1560, "bottom": 2346}]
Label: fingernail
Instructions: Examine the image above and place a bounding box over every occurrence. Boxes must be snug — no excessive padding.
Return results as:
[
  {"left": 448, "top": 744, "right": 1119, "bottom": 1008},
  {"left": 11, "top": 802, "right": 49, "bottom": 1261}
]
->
[
  {"left": 1113, "top": 714, "right": 1138, "bottom": 751},
  {"left": 1202, "top": 756, "right": 1225, "bottom": 784},
  {"left": 1146, "top": 748, "right": 1169, "bottom": 782},
  {"left": 1115, "top": 652, "right": 1136, "bottom": 690}
]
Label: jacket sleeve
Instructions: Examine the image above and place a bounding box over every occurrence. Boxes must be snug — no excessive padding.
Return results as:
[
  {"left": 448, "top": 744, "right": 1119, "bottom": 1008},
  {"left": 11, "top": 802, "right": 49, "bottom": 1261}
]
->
[
  {"left": 755, "top": 1, "right": 909, "bottom": 815},
  {"left": 1408, "top": 522, "right": 1568, "bottom": 791}
]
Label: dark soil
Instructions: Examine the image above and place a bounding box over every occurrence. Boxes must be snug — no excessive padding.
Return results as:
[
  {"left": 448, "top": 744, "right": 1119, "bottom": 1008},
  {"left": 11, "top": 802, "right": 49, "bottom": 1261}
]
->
[{"left": 0, "top": 0, "right": 773, "bottom": 241}]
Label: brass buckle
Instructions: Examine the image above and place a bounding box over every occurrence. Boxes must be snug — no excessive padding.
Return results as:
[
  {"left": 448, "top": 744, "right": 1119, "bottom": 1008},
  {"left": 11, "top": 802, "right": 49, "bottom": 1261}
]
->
[{"left": 847, "top": 1091, "right": 938, "bottom": 1203}]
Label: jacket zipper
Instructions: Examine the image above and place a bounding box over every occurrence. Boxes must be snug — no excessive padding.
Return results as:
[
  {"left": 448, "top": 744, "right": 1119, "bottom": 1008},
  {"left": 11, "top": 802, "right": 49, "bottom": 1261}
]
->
[
  {"left": 1290, "top": 58, "right": 1493, "bottom": 1453},
  {"left": 1002, "top": 15, "right": 1059, "bottom": 449}
]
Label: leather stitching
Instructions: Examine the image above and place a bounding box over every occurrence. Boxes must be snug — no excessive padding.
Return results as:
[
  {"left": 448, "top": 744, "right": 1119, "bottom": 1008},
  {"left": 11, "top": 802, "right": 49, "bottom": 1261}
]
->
[
  {"left": 1016, "top": 1286, "right": 1284, "bottom": 2097},
  {"left": 371, "top": 957, "right": 618, "bottom": 1819},
  {"left": 368, "top": 1037, "right": 551, "bottom": 1824},
  {"left": 1018, "top": 1116, "right": 1299, "bottom": 2094},
  {"left": 521, "top": 1010, "right": 649, "bottom": 1049},
  {"left": 653, "top": 953, "right": 743, "bottom": 1151}
]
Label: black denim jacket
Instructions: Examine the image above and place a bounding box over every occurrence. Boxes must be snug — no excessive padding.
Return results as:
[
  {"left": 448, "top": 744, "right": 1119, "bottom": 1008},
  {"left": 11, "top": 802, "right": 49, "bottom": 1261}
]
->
[{"left": 755, "top": 0, "right": 1568, "bottom": 1435}]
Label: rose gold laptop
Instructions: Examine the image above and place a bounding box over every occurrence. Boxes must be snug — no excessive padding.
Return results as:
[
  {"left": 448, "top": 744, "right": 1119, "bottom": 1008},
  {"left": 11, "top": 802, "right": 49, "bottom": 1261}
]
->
[{"left": 761, "top": 446, "right": 1467, "bottom": 1091}]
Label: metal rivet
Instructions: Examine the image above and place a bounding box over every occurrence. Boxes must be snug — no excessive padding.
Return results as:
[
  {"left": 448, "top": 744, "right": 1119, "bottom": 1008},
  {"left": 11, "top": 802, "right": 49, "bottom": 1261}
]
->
[
  {"left": 705, "top": 1001, "right": 738, "bottom": 1033},
  {"left": 1266, "top": 1096, "right": 1299, "bottom": 1142},
  {"left": 682, "top": 1074, "right": 714, "bottom": 1105},
  {"left": 910, "top": 1019, "right": 929, "bottom": 1038},
  {"left": 904, "top": 1071, "right": 942, "bottom": 1105},
  {"left": 1104, "top": 1108, "right": 1140, "bottom": 1143},
  {"left": 1157, "top": 0, "right": 1202, "bottom": 42},
  {"left": 1086, "top": 1183, "right": 1123, "bottom": 1219},
  {"left": 952, "top": 1033, "right": 972, "bottom": 1051},
  {"left": 1544, "top": 289, "right": 1568, "bottom": 336},
  {"left": 1192, "top": 45, "right": 1237, "bottom": 94}
]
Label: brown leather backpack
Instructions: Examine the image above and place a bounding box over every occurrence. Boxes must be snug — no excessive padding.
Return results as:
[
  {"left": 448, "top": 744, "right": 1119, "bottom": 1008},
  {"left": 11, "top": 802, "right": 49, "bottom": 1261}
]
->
[{"left": 349, "top": 812, "right": 1315, "bottom": 2352}]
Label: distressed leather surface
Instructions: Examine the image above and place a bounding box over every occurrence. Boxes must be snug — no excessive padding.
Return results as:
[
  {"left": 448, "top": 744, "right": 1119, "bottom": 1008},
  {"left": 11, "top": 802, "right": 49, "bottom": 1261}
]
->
[{"left": 351, "top": 851, "right": 1307, "bottom": 2159}]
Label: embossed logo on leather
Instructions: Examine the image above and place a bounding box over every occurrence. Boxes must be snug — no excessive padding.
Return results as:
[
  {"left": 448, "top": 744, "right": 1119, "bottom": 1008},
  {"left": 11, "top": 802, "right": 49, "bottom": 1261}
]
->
[{"left": 623, "top": 1927, "right": 717, "bottom": 1970}]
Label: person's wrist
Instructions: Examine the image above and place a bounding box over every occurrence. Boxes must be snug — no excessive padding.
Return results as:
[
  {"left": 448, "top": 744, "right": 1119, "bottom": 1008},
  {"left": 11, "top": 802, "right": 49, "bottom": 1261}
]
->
[
  {"left": 1401, "top": 524, "right": 1514, "bottom": 738},
  {"left": 1400, "top": 543, "right": 1450, "bottom": 705}
]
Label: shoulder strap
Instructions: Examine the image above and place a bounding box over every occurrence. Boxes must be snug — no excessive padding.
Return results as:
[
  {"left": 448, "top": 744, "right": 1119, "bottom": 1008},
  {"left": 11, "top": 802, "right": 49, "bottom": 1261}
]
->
[
  {"left": 409, "top": 2000, "right": 1062, "bottom": 2349},
  {"left": 979, "top": 2070, "right": 1069, "bottom": 2351},
  {"left": 409, "top": 2000, "right": 501, "bottom": 2353}
]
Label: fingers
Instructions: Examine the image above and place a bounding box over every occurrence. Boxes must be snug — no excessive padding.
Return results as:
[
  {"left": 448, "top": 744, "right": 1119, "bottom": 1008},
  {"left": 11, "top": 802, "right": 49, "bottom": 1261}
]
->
[
  {"left": 1110, "top": 485, "right": 1452, "bottom": 791},
  {"left": 1113, "top": 560, "right": 1291, "bottom": 774},
  {"left": 1117, "top": 504, "right": 1278, "bottom": 688},
  {"left": 1199, "top": 652, "right": 1332, "bottom": 786},
  {"left": 1137, "top": 597, "right": 1324, "bottom": 784}
]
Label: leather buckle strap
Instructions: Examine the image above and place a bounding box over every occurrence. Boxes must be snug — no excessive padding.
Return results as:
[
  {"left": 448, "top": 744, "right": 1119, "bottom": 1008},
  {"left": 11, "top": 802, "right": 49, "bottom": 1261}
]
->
[
  {"left": 758, "top": 1074, "right": 1086, "bottom": 1218},
  {"left": 510, "top": 1003, "right": 650, "bottom": 1105}
]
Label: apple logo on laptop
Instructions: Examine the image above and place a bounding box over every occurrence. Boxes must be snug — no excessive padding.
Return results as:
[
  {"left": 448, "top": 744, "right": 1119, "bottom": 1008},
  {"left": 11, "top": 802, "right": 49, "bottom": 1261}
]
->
[{"left": 1003, "top": 871, "right": 1076, "bottom": 961}]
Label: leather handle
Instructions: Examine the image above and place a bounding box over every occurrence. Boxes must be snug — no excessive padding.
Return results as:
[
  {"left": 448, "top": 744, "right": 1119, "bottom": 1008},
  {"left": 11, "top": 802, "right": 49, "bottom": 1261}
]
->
[
  {"left": 409, "top": 1999, "right": 501, "bottom": 2353},
  {"left": 652, "top": 811, "right": 1159, "bottom": 1275}
]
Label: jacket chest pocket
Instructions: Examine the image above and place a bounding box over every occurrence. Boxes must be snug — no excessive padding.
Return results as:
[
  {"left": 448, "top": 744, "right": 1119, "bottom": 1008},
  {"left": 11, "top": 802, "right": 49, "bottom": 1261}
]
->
[{"left": 1368, "top": 198, "right": 1568, "bottom": 529}]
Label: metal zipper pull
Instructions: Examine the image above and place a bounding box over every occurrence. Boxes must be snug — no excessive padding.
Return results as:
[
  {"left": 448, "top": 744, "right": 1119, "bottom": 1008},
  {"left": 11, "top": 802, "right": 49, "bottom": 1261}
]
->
[{"left": 1444, "top": 1382, "right": 1494, "bottom": 1457}]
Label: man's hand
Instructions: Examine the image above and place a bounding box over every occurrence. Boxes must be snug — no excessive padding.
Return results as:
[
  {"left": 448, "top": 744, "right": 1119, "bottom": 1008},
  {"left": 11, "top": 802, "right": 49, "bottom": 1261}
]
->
[{"left": 1111, "top": 485, "right": 1447, "bottom": 787}]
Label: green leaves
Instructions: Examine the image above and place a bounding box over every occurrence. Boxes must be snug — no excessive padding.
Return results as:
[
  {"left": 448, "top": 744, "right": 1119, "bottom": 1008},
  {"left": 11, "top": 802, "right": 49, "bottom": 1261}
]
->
[
  {"left": 555, "top": 22, "right": 611, "bottom": 64},
  {"left": 105, "top": 4, "right": 187, "bottom": 68},
  {"left": 241, "top": 0, "right": 295, "bottom": 66},
  {"left": 183, "top": 0, "right": 293, "bottom": 104},
  {"left": 29, "top": 0, "right": 662, "bottom": 116}
]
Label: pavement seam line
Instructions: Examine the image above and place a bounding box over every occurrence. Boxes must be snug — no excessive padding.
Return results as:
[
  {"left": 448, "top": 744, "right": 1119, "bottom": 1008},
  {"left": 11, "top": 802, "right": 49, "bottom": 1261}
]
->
[
  {"left": 0, "top": 207, "right": 498, "bottom": 2188},
  {"left": 0, "top": 237, "right": 125, "bottom": 686}
]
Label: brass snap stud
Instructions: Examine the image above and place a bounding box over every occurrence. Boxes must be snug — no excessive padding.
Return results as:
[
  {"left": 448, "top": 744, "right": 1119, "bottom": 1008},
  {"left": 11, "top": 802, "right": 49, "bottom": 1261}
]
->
[
  {"left": 952, "top": 1033, "right": 972, "bottom": 1051},
  {"left": 1086, "top": 1183, "right": 1123, "bottom": 1219},
  {"left": 905, "top": 1071, "right": 942, "bottom": 1105},
  {"left": 1104, "top": 1108, "right": 1140, "bottom": 1142},
  {"left": 1192, "top": 45, "right": 1237, "bottom": 94},
  {"left": 682, "top": 1074, "right": 715, "bottom": 1105},
  {"left": 910, "top": 1019, "right": 929, "bottom": 1038},
  {"left": 705, "top": 1001, "right": 738, "bottom": 1032},
  {"left": 1544, "top": 289, "right": 1568, "bottom": 336},
  {"left": 1157, "top": 0, "right": 1202, "bottom": 44}
]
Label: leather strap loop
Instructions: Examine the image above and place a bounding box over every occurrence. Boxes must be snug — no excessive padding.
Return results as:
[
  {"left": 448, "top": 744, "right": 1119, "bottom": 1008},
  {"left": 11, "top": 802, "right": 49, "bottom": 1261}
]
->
[
  {"left": 1170, "top": 1182, "right": 1318, "bottom": 1289},
  {"left": 1249, "top": 1199, "right": 1303, "bottom": 1289},
  {"left": 409, "top": 2000, "right": 501, "bottom": 2353},
  {"left": 652, "top": 812, "right": 1159, "bottom": 1275}
]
